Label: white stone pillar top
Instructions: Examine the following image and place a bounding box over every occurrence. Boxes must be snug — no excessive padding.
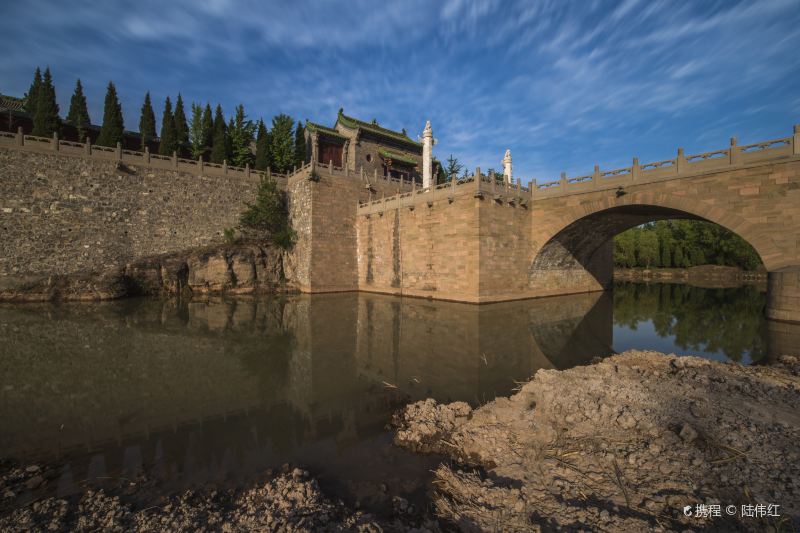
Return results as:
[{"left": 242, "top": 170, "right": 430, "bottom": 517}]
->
[
  {"left": 422, "top": 120, "right": 434, "bottom": 189},
  {"left": 503, "top": 149, "right": 512, "bottom": 185}
]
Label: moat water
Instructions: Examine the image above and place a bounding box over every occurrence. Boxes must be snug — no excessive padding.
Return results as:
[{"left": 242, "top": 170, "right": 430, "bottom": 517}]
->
[{"left": 0, "top": 282, "right": 786, "bottom": 513}]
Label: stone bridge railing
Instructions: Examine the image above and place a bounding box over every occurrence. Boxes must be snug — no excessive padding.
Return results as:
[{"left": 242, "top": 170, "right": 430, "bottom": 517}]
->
[
  {"left": 0, "top": 127, "right": 291, "bottom": 184},
  {"left": 533, "top": 125, "right": 800, "bottom": 199},
  {"left": 357, "top": 171, "right": 532, "bottom": 215}
]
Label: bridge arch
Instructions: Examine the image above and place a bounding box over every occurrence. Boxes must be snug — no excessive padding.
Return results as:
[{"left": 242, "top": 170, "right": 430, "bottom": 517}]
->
[
  {"left": 530, "top": 190, "right": 778, "bottom": 278},
  {"left": 528, "top": 188, "right": 800, "bottom": 323}
]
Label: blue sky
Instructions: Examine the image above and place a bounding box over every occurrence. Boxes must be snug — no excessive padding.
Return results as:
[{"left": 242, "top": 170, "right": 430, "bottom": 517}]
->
[{"left": 2, "top": 0, "right": 799, "bottom": 180}]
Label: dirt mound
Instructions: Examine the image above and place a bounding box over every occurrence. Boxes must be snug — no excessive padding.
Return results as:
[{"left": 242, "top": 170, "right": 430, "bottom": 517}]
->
[
  {"left": 393, "top": 350, "right": 800, "bottom": 532},
  {"left": 0, "top": 466, "right": 438, "bottom": 532}
]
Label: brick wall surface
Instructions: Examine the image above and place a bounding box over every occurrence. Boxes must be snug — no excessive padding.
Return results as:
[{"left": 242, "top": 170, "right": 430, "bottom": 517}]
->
[{"left": 0, "top": 148, "right": 259, "bottom": 277}]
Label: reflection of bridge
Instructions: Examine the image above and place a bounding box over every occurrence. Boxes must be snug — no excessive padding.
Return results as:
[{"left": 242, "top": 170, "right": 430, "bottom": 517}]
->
[
  {"left": 0, "top": 293, "right": 613, "bottom": 501},
  {"left": 0, "top": 293, "right": 609, "bottom": 460},
  {"left": 291, "top": 126, "right": 800, "bottom": 321}
]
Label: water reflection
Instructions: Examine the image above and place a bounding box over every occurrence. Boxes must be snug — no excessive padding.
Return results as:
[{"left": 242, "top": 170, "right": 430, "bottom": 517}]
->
[
  {"left": 0, "top": 284, "right": 793, "bottom": 508},
  {"left": 0, "top": 291, "right": 611, "bottom": 508},
  {"left": 612, "top": 282, "right": 771, "bottom": 364}
]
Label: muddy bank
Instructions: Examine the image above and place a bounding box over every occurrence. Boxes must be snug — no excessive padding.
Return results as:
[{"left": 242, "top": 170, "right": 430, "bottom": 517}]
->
[
  {"left": 0, "top": 462, "right": 439, "bottom": 532},
  {"left": 615, "top": 265, "right": 766, "bottom": 288},
  {"left": 0, "top": 241, "right": 297, "bottom": 302},
  {"left": 393, "top": 351, "right": 800, "bottom": 532}
]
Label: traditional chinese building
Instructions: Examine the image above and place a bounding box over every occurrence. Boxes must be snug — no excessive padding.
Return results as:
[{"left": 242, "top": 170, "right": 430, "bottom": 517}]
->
[{"left": 305, "top": 108, "right": 426, "bottom": 183}]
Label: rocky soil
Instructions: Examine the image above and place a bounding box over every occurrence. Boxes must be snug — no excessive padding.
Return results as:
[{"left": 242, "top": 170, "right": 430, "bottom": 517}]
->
[
  {"left": 3, "top": 350, "right": 798, "bottom": 531},
  {"left": 0, "top": 463, "right": 439, "bottom": 532},
  {"left": 0, "top": 241, "right": 294, "bottom": 302},
  {"left": 393, "top": 350, "right": 800, "bottom": 532}
]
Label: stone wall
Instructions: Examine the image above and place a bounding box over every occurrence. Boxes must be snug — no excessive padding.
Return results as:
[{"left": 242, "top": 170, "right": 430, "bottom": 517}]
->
[
  {"left": 357, "top": 190, "right": 481, "bottom": 301},
  {"left": 0, "top": 147, "right": 260, "bottom": 277},
  {"left": 292, "top": 170, "right": 414, "bottom": 293},
  {"left": 3, "top": 132, "right": 800, "bottom": 314}
]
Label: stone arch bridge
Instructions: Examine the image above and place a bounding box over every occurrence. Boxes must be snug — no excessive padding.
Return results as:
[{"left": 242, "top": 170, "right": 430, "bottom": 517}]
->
[
  {"left": 0, "top": 125, "right": 798, "bottom": 324},
  {"left": 319, "top": 125, "right": 800, "bottom": 323}
]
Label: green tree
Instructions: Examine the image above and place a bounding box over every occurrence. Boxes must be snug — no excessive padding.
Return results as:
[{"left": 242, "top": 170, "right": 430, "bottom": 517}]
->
[
  {"left": 66, "top": 79, "right": 90, "bottom": 140},
  {"left": 158, "top": 96, "right": 176, "bottom": 155},
  {"left": 614, "top": 220, "right": 761, "bottom": 270},
  {"left": 294, "top": 120, "right": 306, "bottom": 168},
  {"left": 228, "top": 104, "right": 256, "bottom": 167},
  {"left": 24, "top": 67, "right": 42, "bottom": 119},
  {"left": 173, "top": 93, "right": 188, "bottom": 148},
  {"left": 444, "top": 155, "right": 463, "bottom": 183},
  {"left": 673, "top": 245, "right": 688, "bottom": 268},
  {"left": 638, "top": 231, "right": 659, "bottom": 268},
  {"left": 32, "top": 67, "right": 60, "bottom": 137},
  {"left": 210, "top": 104, "right": 228, "bottom": 164},
  {"left": 268, "top": 114, "right": 295, "bottom": 173},
  {"left": 240, "top": 176, "right": 295, "bottom": 249},
  {"left": 201, "top": 103, "right": 214, "bottom": 151},
  {"left": 254, "top": 119, "right": 270, "bottom": 170},
  {"left": 96, "top": 81, "right": 124, "bottom": 147},
  {"left": 189, "top": 102, "right": 207, "bottom": 159},
  {"left": 435, "top": 161, "right": 446, "bottom": 184},
  {"left": 614, "top": 231, "right": 637, "bottom": 268},
  {"left": 138, "top": 92, "right": 157, "bottom": 150}
]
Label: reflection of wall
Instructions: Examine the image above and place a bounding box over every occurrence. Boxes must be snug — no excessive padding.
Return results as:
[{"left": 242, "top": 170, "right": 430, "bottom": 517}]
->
[
  {"left": 0, "top": 291, "right": 615, "bottom": 473},
  {"left": 0, "top": 300, "right": 268, "bottom": 458},
  {"left": 352, "top": 291, "right": 614, "bottom": 403}
]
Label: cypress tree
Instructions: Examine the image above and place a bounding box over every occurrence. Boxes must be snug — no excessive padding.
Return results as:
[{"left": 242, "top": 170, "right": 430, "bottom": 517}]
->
[
  {"left": 173, "top": 93, "right": 188, "bottom": 148},
  {"left": 32, "top": 67, "right": 60, "bottom": 137},
  {"left": 201, "top": 103, "right": 213, "bottom": 150},
  {"left": 254, "top": 119, "right": 270, "bottom": 170},
  {"left": 228, "top": 104, "right": 255, "bottom": 167},
  {"left": 159, "top": 96, "right": 176, "bottom": 155},
  {"left": 24, "top": 67, "right": 42, "bottom": 119},
  {"left": 139, "top": 92, "right": 156, "bottom": 150},
  {"left": 269, "top": 114, "right": 294, "bottom": 173},
  {"left": 210, "top": 104, "right": 228, "bottom": 164},
  {"left": 96, "top": 81, "right": 124, "bottom": 147},
  {"left": 189, "top": 102, "right": 205, "bottom": 159},
  {"left": 66, "top": 79, "right": 91, "bottom": 140},
  {"left": 293, "top": 120, "right": 305, "bottom": 168}
]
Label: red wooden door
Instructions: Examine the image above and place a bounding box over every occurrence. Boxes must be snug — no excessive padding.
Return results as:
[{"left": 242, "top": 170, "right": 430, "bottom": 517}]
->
[{"left": 318, "top": 142, "right": 343, "bottom": 167}]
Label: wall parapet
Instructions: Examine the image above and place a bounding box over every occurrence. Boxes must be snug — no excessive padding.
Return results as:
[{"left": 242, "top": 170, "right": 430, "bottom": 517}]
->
[
  {"left": 0, "top": 128, "right": 290, "bottom": 184},
  {"left": 356, "top": 172, "right": 532, "bottom": 216},
  {"left": 532, "top": 125, "right": 800, "bottom": 199}
]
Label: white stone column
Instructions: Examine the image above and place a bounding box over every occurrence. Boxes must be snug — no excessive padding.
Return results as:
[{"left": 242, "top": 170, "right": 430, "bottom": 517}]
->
[
  {"left": 422, "top": 121, "right": 434, "bottom": 189},
  {"left": 503, "top": 149, "right": 512, "bottom": 185}
]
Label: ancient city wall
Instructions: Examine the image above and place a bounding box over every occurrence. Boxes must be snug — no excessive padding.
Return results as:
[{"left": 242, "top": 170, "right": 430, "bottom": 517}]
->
[
  {"left": 288, "top": 168, "right": 415, "bottom": 293},
  {"left": 0, "top": 147, "right": 262, "bottom": 277},
  {"left": 356, "top": 189, "right": 481, "bottom": 301}
]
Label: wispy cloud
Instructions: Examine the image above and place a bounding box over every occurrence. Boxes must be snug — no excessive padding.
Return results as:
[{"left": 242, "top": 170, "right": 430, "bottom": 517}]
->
[{"left": 0, "top": 0, "right": 797, "bottom": 180}]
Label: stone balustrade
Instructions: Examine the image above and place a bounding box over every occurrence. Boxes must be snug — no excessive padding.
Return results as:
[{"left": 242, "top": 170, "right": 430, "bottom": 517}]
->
[
  {"left": 356, "top": 171, "right": 532, "bottom": 215},
  {"left": 0, "top": 128, "right": 290, "bottom": 183},
  {"left": 532, "top": 125, "right": 800, "bottom": 199}
]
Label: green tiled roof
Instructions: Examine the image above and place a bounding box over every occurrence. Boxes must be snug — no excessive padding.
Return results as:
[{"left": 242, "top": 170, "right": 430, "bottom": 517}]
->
[
  {"left": 0, "top": 94, "right": 27, "bottom": 112},
  {"left": 336, "top": 109, "right": 421, "bottom": 148},
  {"left": 305, "top": 120, "right": 348, "bottom": 140},
  {"left": 379, "top": 149, "right": 418, "bottom": 166}
]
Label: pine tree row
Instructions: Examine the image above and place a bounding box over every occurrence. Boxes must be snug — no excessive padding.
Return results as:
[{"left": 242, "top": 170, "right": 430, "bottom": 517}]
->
[{"left": 21, "top": 66, "right": 306, "bottom": 172}]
